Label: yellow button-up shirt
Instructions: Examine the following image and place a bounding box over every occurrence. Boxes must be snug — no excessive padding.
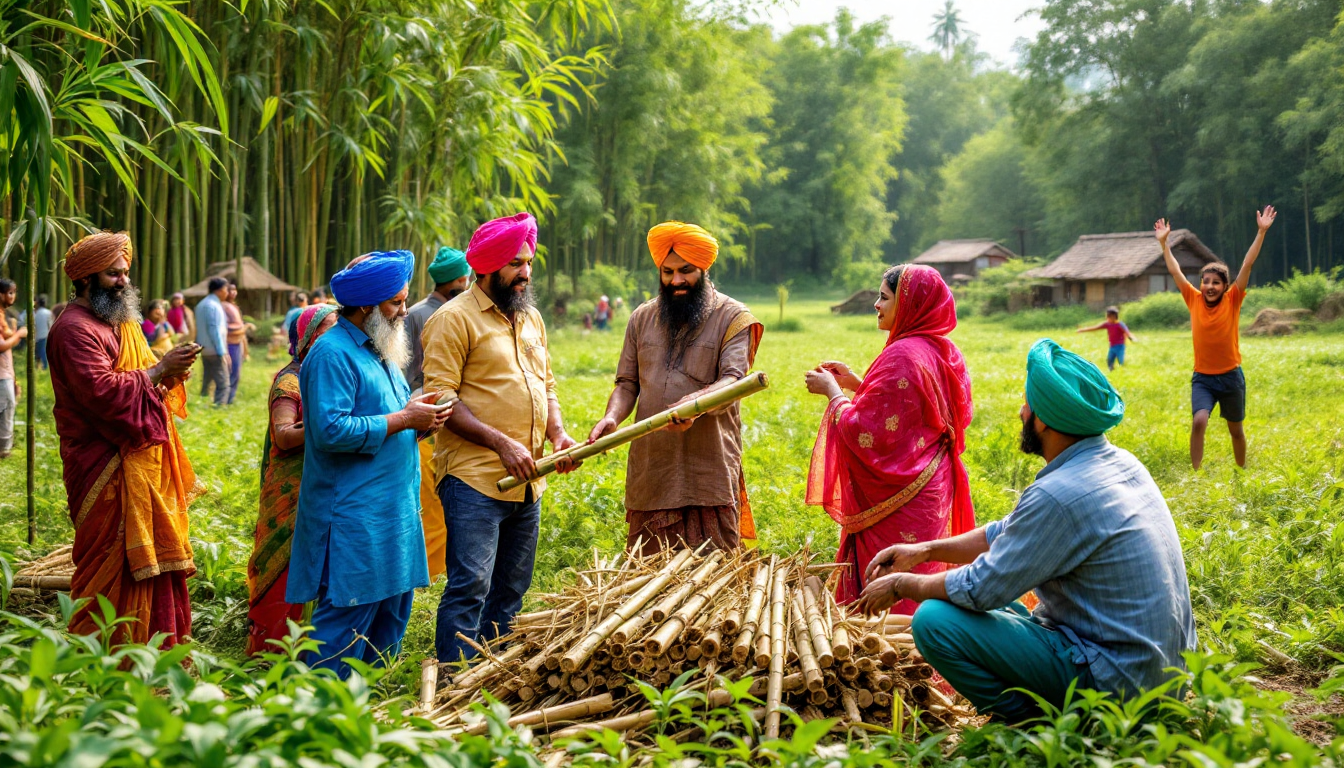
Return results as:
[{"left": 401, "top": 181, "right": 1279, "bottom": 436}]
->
[{"left": 421, "top": 282, "right": 558, "bottom": 501}]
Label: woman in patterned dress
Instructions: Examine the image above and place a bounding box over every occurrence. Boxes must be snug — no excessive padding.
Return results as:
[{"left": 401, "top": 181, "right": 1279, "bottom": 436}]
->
[
  {"left": 245, "top": 303, "right": 339, "bottom": 654},
  {"left": 804, "top": 264, "right": 976, "bottom": 614}
]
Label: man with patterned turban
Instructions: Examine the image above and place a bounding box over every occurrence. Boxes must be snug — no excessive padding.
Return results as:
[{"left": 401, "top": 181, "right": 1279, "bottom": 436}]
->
[
  {"left": 402, "top": 245, "right": 470, "bottom": 583},
  {"left": 287, "top": 250, "right": 451, "bottom": 678},
  {"left": 588, "top": 221, "right": 763, "bottom": 557},
  {"left": 48, "top": 231, "right": 203, "bottom": 646},
  {"left": 852, "top": 339, "right": 1195, "bottom": 722},
  {"left": 422, "top": 212, "right": 579, "bottom": 663}
]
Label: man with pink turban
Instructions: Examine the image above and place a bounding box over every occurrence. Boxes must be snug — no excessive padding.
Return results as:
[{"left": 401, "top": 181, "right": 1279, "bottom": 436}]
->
[
  {"left": 587, "top": 221, "right": 763, "bottom": 556},
  {"left": 421, "top": 212, "right": 580, "bottom": 663}
]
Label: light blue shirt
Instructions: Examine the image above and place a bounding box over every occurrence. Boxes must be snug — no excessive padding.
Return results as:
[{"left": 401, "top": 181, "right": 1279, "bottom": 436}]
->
[
  {"left": 944, "top": 436, "right": 1196, "bottom": 697},
  {"left": 283, "top": 305, "right": 303, "bottom": 333},
  {"left": 194, "top": 294, "right": 229, "bottom": 356},
  {"left": 286, "top": 316, "right": 429, "bottom": 607}
]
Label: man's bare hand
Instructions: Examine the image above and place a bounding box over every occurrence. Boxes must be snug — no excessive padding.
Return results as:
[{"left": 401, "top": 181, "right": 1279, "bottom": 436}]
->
[
  {"left": 1153, "top": 218, "right": 1172, "bottom": 245},
  {"left": 13, "top": 327, "right": 27, "bottom": 341},
  {"left": 401, "top": 391, "right": 451, "bottom": 431},
  {"left": 1257, "top": 205, "right": 1277, "bottom": 231},
  {"left": 154, "top": 343, "right": 200, "bottom": 383},
  {"left": 496, "top": 436, "right": 538, "bottom": 482},
  {"left": 853, "top": 574, "right": 904, "bottom": 615},
  {"left": 865, "top": 542, "right": 928, "bottom": 581},
  {"left": 551, "top": 432, "right": 582, "bottom": 474},
  {"left": 588, "top": 416, "right": 620, "bottom": 443}
]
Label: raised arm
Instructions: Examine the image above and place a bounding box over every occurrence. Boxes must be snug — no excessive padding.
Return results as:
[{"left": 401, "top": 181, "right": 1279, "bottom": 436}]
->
[
  {"left": 1235, "top": 205, "right": 1277, "bottom": 292},
  {"left": 1153, "top": 219, "right": 1191, "bottom": 290},
  {"left": 1076, "top": 322, "right": 1106, "bottom": 333}
]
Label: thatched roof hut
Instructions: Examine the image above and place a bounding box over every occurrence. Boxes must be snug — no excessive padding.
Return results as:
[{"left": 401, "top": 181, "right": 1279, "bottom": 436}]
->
[
  {"left": 912, "top": 239, "right": 1016, "bottom": 281},
  {"left": 1030, "top": 229, "right": 1220, "bottom": 308},
  {"left": 181, "top": 257, "right": 301, "bottom": 317}
]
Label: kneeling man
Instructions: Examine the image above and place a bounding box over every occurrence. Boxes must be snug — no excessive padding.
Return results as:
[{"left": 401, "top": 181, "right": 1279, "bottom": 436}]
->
[{"left": 855, "top": 339, "right": 1195, "bottom": 721}]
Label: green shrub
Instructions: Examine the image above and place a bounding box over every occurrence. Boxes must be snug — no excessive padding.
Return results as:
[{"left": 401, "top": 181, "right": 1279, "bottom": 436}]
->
[
  {"left": 770, "top": 318, "right": 804, "bottom": 333},
  {"left": 833, "top": 258, "right": 890, "bottom": 294},
  {"left": 955, "top": 258, "right": 1047, "bottom": 316},
  {"left": 1121, "top": 291, "right": 1189, "bottom": 329},
  {"left": 1279, "top": 267, "right": 1340, "bottom": 312},
  {"left": 1244, "top": 284, "right": 1296, "bottom": 315},
  {"left": 993, "top": 304, "right": 1093, "bottom": 330}
]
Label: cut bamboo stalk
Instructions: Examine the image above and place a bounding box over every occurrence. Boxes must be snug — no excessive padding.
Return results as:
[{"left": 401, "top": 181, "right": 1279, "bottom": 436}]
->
[
  {"left": 754, "top": 630, "right": 771, "bottom": 669},
  {"left": 832, "top": 620, "right": 852, "bottom": 660},
  {"left": 550, "top": 707, "right": 659, "bottom": 739},
  {"left": 721, "top": 606, "right": 742, "bottom": 635},
  {"left": 419, "top": 660, "right": 439, "bottom": 713},
  {"left": 732, "top": 559, "right": 772, "bottom": 664},
  {"left": 800, "top": 584, "right": 834, "bottom": 669},
  {"left": 646, "top": 568, "right": 735, "bottom": 656},
  {"left": 868, "top": 672, "right": 893, "bottom": 692},
  {"left": 12, "top": 575, "right": 71, "bottom": 590},
  {"left": 764, "top": 559, "right": 787, "bottom": 740},
  {"left": 560, "top": 549, "right": 695, "bottom": 672},
  {"left": 498, "top": 372, "right": 770, "bottom": 490},
  {"left": 611, "top": 605, "right": 659, "bottom": 645},
  {"left": 874, "top": 691, "right": 893, "bottom": 708},
  {"left": 451, "top": 643, "right": 528, "bottom": 690},
  {"left": 700, "top": 628, "right": 723, "bottom": 658},
  {"left": 649, "top": 551, "right": 723, "bottom": 622},
  {"left": 838, "top": 660, "right": 859, "bottom": 681},
  {"left": 841, "top": 689, "right": 862, "bottom": 723},
  {"left": 789, "top": 593, "right": 824, "bottom": 692}
]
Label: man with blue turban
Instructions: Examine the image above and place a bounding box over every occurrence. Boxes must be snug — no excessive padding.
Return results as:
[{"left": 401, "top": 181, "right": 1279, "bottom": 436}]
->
[
  {"left": 287, "top": 250, "right": 453, "bottom": 678},
  {"left": 850, "top": 339, "right": 1195, "bottom": 722}
]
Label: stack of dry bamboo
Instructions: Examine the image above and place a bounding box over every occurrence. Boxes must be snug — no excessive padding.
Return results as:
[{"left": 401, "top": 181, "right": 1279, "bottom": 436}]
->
[
  {"left": 426, "top": 546, "right": 975, "bottom": 743},
  {"left": 13, "top": 545, "right": 75, "bottom": 591}
]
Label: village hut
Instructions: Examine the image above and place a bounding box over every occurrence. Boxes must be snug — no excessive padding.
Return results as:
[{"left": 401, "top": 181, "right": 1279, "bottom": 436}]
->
[
  {"left": 181, "top": 257, "right": 302, "bottom": 317},
  {"left": 911, "top": 239, "right": 1016, "bottom": 283},
  {"left": 1031, "top": 229, "right": 1220, "bottom": 309}
]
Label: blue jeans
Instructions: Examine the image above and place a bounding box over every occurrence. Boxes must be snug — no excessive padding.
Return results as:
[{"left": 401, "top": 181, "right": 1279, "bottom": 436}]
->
[
  {"left": 35, "top": 338, "right": 47, "bottom": 370},
  {"left": 912, "top": 600, "right": 1094, "bottom": 723},
  {"left": 435, "top": 475, "right": 540, "bottom": 663},
  {"left": 1107, "top": 344, "right": 1125, "bottom": 370},
  {"left": 306, "top": 559, "right": 415, "bottom": 679},
  {"left": 226, "top": 342, "right": 244, "bottom": 404}
]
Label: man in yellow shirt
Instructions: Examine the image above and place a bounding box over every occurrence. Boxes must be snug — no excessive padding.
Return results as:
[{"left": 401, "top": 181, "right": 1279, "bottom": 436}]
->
[
  {"left": 1155, "top": 205, "right": 1276, "bottom": 470},
  {"left": 421, "top": 212, "right": 579, "bottom": 663}
]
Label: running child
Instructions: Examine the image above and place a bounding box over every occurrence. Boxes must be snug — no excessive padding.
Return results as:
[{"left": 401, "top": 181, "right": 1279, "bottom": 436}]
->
[
  {"left": 1077, "top": 306, "right": 1137, "bottom": 371},
  {"left": 1154, "top": 205, "right": 1276, "bottom": 470}
]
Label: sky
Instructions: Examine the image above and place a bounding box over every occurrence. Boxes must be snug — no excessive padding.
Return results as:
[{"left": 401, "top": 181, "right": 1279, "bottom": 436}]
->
[{"left": 760, "top": 0, "right": 1047, "bottom": 68}]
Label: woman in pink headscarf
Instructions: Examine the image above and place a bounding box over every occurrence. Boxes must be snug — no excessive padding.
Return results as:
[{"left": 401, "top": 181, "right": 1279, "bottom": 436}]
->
[
  {"left": 245, "top": 303, "right": 339, "bottom": 654},
  {"left": 804, "top": 264, "right": 975, "bottom": 614}
]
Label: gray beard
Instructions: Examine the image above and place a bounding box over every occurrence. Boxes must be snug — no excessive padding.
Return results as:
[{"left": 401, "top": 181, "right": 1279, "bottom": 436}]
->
[
  {"left": 366, "top": 307, "right": 411, "bottom": 371},
  {"left": 89, "top": 282, "right": 142, "bottom": 326}
]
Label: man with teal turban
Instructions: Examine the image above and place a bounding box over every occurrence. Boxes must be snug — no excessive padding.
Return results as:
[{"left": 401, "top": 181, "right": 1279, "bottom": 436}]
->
[
  {"left": 404, "top": 246, "right": 469, "bottom": 390},
  {"left": 847, "top": 339, "right": 1195, "bottom": 723}
]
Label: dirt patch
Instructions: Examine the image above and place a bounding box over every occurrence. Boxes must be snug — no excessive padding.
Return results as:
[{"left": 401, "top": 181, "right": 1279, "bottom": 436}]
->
[
  {"left": 1245, "top": 307, "right": 1313, "bottom": 337},
  {"left": 1253, "top": 670, "right": 1344, "bottom": 746}
]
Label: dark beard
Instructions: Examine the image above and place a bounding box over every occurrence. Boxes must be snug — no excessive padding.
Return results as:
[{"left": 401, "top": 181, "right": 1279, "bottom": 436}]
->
[
  {"left": 1019, "top": 414, "right": 1045, "bottom": 457},
  {"left": 89, "top": 282, "right": 142, "bottom": 326},
  {"left": 657, "top": 278, "right": 710, "bottom": 367},
  {"left": 486, "top": 273, "right": 534, "bottom": 315}
]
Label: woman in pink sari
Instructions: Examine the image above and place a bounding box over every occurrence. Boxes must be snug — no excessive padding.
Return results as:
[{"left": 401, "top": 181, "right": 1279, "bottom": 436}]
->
[{"left": 804, "top": 264, "right": 975, "bottom": 615}]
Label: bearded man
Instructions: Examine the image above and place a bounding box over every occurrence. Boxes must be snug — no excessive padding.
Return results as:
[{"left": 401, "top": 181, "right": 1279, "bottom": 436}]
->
[
  {"left": 422, "top": 212, "right": 579, "bottom": 663},
  {"left": 588, "top": 222, "right": 763, "bottom": 557},
  {"left": 287, "top": 250, "right": 451, "bottom": 678},
  {"left": 48, "top": 231, "right": 202, "bottom": 646},
  {"left": 853, "top": 340, "right": 1195, "bottom": 722}
]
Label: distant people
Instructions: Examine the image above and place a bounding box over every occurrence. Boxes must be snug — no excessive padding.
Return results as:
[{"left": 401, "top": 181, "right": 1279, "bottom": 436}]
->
[
  {"left": 311, "top": 286, "right": 335, "bottom": 305},
  {"left": 246, "top": 303, "right": 339, "bottom": 656},
  {"left": 282, "top": 291, "right": 308, "bottom": 335},
  {"left": 166, "top": 292, "right": 193, "bottom": 338},
  {"left": 0, "top": 279, "right": 25, "bottom": 459},
  {"left": 855, "top": 340, "right": 1194, "bottom": 724},
  {"left": 582, "top": 312, "right": 593, "bottom": 332},
  {"left": 288, "top": 250, "right": 448, "bottom": 678},
  {"left": 404, "top": 246, "right": 470, "bottom": 583},
  {"left": 804, "top": 264, "right": 975, "bottom": 613},
  {"left": 1077, "top": 306, "right": 1137, "bottom": 371},
  {"left": 142, "top": 299, "right": 176, "bottom": 358},
  {"left": 48, "top": 232, "right": 202, "bottom": 647},
  {"left": 588, "top": 222, "right": 763, "bottom": 557},
  {"left": 195, "top": 277, "right": 231, "bottom": 406},
  {"left": 19, "top": 294, "right": 53, "bottom": 370},
  {"left": 223, "top": 282, "right": 252, "bottom": 405},
  {"left": 594, "top": 294, "right": 611, "bottom": 331},
  {"left": 1155, "top": 205, "right": 1276, "bottom": 469},
  {"left": 422, "top": 212, "right": 578, "bottom": 663}
]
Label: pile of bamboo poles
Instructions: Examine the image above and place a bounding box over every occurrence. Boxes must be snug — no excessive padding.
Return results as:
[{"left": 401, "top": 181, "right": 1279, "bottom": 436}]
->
[
  {"left": 13, "top": 545, "right": 74, "bottom": 591},
  {"left": 426, "top": 546, "right": 975, "bottom": 744}
]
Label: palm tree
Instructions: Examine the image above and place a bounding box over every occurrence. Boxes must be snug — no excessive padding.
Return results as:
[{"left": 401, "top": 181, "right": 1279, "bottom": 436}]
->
[{"left": 929, "top": 0, "right": 966, "bottom": 60}]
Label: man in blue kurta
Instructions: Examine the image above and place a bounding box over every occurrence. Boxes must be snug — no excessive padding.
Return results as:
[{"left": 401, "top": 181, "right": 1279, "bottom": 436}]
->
[
  {"left": 852, "top": 339, "right": 1196, "bottom": 722},
  {"left": 288, "top": 249, "right": 452, "bottom": 677}
]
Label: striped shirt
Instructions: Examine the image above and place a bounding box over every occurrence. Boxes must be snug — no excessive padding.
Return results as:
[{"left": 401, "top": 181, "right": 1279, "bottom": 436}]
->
[{"left": 944, "top": 436, "right": 1196, "bottom": 697}]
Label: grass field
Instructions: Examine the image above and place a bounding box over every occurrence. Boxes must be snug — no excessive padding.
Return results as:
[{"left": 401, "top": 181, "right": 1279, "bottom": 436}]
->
[{"left": 3, "top": 292, "right": 1344, "bottom": 757}]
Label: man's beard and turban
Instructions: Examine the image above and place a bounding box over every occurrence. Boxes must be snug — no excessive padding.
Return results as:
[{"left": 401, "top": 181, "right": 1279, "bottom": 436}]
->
[
  {"left": 465, "top": 213, "right": 537, "bottom": 275},
  {"left": 486, "top": 271, "right": 535, "bottom": 315},
  {"left": 366, "top": 306, "right": 411, "bottom": 370},
  {"left": 658, "top": 274, "right": 711, "bottom": 365},
  {"left": 88, "top": 280, "right": 142, "bottom": 327},
  {"left": 1019, "top": 413, "right": 1046, "bottom": 457},
  {"left": 65, "top": 231, "right": 132, "bottom": 281}
]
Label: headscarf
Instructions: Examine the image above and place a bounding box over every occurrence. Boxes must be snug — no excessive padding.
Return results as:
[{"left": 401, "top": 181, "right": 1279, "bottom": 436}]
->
[
  {"left": 465, "top": 213, "right": 537, "bottom": 275},
  {"left": 64, "top": 231, "right": 132, "bottom": 281},
  {"left": 647, "top": 221, "right": 718, "bottom": 270},
  {"left": 329, "top": 250, "right": 415, "bottom": 307},
  {"left": 428, "top": 246, "right": 470, "bottom": 284},
  {"left": 1025, "top": 339, "right": 1125, "bottom": 436},
  {"left": 294, "top": 304, "right": 340, "bottom": 360}
]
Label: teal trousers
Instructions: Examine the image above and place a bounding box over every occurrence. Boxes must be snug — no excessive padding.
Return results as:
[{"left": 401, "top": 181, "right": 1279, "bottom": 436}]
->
[{"left": 910, "top": 599, "right": 1094, "bottom": 723}]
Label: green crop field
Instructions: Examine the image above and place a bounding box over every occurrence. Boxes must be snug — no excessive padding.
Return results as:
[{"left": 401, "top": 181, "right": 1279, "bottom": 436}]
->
[{"left": 4, "top": 293, "right": 1344, "bottom": 764}]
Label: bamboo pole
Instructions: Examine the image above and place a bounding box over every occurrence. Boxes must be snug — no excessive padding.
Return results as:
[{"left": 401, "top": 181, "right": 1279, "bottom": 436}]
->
[
  {"left": 497, "top": 372, "right": 770, "bottom": 491},
  {"left": 460, "top": 693, "right": 615, "bottom": 735},
  {"left": 790, "top": 593, "right": 824, "bottom": 692},
  {"left": 732, "top": 559, "right": 771, "bottom": 663},
  {"left": 419, "top": 660, "right": 439, "bottom": 713},
  {"left": 764, "top": 561, "right": 788, "bottom": 740},
  {"left": 648, "top": 551, "right": 723, "bottom": 622},
  {"left": 645, "top": 568, "right": 736, "bottom": 656},
  {"left": 801, "top": 584, "right": 834, "bottom": 669}
]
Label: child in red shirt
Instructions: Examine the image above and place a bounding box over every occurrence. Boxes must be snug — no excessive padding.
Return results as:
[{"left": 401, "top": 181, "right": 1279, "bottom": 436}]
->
[{"left": 1078, "top": 306, "right": 1137, "bottom": 371}]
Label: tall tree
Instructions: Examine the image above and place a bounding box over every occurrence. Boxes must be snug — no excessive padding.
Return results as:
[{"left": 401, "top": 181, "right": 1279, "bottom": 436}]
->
[{"left": 929, "top": 1, "right": 966, "bottom": 61}]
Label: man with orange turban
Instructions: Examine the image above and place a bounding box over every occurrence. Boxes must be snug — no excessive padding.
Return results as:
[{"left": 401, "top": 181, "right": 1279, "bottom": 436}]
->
[
  {"left": 588, "top": 221, "right": 764, "bottom": 556},
  {"left": 47, "top": 231, "right": 203, "bottom": 647}
]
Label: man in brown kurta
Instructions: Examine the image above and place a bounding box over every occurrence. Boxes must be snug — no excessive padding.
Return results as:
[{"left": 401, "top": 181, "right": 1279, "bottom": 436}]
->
[{"left": 588, "top": 221, "right": 763, "bottom": 556}]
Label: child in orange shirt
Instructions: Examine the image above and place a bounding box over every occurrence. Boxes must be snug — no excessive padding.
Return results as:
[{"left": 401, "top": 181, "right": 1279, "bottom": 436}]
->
[{"left": 1154, "top": 206, "right": 1276, "bottom": 470}]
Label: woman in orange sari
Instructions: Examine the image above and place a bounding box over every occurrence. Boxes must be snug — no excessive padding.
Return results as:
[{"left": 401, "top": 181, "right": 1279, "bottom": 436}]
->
[
  {"left": 805, "top": 264, "right": 975, "bottom": 615},
  {"left": 245, "top": 303, "right": 339, "bottom": 654}
]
